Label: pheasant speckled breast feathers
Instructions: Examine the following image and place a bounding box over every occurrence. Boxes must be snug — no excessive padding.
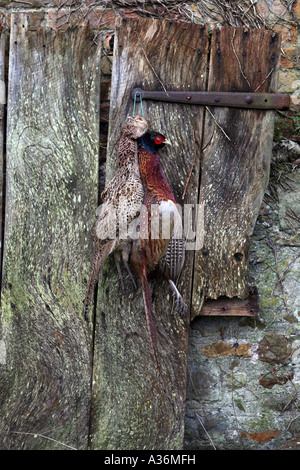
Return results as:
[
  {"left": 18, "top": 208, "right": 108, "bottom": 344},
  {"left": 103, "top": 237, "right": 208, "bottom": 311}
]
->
[
  {"left": 96, "top": 115, "right": 148, "bottom": 238},
  {"left": 83, "top": 115, "right": 149, "bottom": 319}
]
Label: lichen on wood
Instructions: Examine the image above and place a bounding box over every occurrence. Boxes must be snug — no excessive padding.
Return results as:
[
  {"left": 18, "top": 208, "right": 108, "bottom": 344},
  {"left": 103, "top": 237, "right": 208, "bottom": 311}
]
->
[
  {"left": 0, "top": 15, "right": 101, "bottom": 450},
  {"left": 89, "top": 17, "right": 209, "bottom": 450}
]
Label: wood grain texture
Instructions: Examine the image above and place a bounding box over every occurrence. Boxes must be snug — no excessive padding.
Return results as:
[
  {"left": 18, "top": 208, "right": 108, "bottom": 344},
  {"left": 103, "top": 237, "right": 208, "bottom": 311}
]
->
[
  {"left": 0, "top": 31, "right": 5, "bottom": 284},
  {"left": 192, "top": 27, "right": 281, "bottom": 319},
  {"left": 0, "top": 15, "right": 101, "bottom": 450},
  {"left": 90, "top": 17, "right": 209, "bottom": 450}
]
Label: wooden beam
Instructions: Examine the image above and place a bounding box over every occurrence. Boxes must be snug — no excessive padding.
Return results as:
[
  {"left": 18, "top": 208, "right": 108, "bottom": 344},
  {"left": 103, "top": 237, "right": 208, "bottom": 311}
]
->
[
  {"left": 0, "top": 15, "right": 101, "bottom": 450},
  {"left": 90, "top": 17, "right": 209, "bottom": 450},
  {"left": 200, "top": 287, "right": 259, "bottom": 317},
  {"left": 0, "top": 30, "right": 5, "bottom": 285},
  {"left": 192, "top": 27, "right": 281, "bottom": 319}
]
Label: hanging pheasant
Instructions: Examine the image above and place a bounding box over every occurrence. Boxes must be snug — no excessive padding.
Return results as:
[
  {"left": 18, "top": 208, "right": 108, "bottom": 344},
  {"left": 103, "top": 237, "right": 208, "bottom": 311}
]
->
[
  {"left": 159, "top": 236, "right": 186, "bottom": 314},
  {"left": 83, "top": 115, "right": 149, "bottom": 320},
  {"left": 130, "top": 130, "right": 186, "bottom": 386}
]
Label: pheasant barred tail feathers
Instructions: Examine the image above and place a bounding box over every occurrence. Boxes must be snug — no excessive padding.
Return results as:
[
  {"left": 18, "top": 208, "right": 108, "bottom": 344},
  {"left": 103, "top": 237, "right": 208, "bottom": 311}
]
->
[
  {"left": 159, "top": 236, "right": 187, "bottom": 316},
  {"left": 159, "top": 236, "right": 186, "bottom": 281}
]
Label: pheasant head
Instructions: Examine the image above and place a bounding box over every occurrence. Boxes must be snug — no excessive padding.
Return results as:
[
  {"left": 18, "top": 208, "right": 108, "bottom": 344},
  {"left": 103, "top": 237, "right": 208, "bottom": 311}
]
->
[
  {"left": 139, "top": 131, "right": 171, "bottom": 152},
  {"left": 126, "top": 115, "right": 149, "bottom": 139}
]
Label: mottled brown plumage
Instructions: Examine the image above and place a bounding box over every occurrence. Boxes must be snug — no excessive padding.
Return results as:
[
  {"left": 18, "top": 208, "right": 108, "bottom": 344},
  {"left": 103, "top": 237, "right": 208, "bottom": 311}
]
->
[{"left": 83, "top": 115, "right": 148, "bottom": 319}]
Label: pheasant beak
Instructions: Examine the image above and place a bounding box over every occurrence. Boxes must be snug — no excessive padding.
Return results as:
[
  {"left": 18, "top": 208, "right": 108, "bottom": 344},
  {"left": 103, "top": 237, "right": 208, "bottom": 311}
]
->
[{"left": 164, "top": 139, "right": 172, "bottom": 146}]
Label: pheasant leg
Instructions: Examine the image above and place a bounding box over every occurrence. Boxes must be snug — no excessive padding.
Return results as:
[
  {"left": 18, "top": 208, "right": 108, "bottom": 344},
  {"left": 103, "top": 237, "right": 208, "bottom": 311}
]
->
[{"left": 114, "top": 252, "right": 125, "bottom": 291}]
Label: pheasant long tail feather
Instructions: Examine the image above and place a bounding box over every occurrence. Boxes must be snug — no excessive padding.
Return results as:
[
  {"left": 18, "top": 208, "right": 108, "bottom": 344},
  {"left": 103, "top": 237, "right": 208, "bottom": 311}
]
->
[
  {"left": 140, "top": 266, "right": 166, "bottom": 391},
  {"left": 83, "top": 239, "right": 114, "bottom": 320}
]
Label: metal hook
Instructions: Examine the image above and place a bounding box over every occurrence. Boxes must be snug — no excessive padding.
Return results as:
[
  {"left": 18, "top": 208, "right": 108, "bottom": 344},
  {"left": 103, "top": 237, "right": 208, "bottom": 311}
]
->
[{"left": 133, "top": 91, "right": 144, "bottom": 117}]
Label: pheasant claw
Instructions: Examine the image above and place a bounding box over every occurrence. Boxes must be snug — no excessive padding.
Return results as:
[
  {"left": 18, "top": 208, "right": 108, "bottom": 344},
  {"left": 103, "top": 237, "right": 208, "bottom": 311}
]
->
[{"left": 168, "top": 280, "right": 186, "bottom": 317}]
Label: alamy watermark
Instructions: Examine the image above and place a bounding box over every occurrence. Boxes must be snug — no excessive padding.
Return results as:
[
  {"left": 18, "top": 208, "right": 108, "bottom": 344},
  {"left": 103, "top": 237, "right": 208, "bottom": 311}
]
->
[{"left": 96, "top": 201, "right": 205, "bottom": 251}]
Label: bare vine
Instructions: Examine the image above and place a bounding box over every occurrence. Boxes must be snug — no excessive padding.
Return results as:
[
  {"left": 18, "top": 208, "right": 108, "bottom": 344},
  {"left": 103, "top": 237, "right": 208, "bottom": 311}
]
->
[{"left": 51, "top": 0, "right": 298, "bottom": 34}]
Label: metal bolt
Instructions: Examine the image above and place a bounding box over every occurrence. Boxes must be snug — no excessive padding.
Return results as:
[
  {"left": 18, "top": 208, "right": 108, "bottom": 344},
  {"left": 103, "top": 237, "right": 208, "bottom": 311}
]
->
[
  {"left": 245, "top": 96, "right": 252, "bottom": 104},
  {"left": 186, "top": 95, "right": 192, "bottom": 100},
  {"left": 234, "top": 252, "right": 243, "bottom": 261},
  {"left": 215, "top": 96, "right": 220, "bottom": 102}
]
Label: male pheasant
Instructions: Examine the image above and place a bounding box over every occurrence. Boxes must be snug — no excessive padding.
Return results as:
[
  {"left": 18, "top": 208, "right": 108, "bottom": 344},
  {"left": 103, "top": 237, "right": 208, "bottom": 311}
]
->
[
  {"left": 130, "top": 131, "right": 186, "bottom": 386},
  {"left": 83, "top": 115, "right": 148, "bottom": 320}
]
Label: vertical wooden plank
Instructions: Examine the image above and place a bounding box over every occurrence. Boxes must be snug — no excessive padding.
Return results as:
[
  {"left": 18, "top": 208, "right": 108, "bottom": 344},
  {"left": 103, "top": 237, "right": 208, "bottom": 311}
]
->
[
  {"left": 90, "top": 17, "right": 209, "bottom": 450},
  {"left": 192, "top": 27, "right": 281, "bottom": 319},
  {"left": 0, "top": 14, "right": 101, "bottom": 450},
  {"left": 0, "top": 30, "right": 5, "bottom": 284}
]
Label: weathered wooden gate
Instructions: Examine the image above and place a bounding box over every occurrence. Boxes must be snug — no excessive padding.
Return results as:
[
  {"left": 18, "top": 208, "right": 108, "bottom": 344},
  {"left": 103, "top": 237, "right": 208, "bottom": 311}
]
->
[
  {"left": 0, "top": 14, "right": 285, "bottom": 450},
  {"left": 0, "top": 15, "right": 101, "bottom": 450}
]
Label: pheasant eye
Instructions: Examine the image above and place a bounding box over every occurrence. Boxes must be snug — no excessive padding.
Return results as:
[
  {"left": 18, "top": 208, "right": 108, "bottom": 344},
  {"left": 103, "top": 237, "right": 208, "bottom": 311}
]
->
[{"left": 154, "top": 135, "right": 164, "bottom": 144}]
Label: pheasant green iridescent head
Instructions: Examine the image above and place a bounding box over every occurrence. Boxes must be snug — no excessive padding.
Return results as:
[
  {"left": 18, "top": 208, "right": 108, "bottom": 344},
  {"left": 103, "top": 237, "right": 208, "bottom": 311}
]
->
[{"left": 140, "top": 131, "right": 171, "bottom": 152}]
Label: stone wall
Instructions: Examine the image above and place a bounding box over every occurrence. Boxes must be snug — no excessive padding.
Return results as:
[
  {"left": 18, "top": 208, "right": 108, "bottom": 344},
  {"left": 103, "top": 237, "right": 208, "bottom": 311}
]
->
[
  {"left": 186, "top": 149, "right": 300, "bottom": 448},
  {"left": 0, "top": 0, "right": 299, "bottom": 450}
]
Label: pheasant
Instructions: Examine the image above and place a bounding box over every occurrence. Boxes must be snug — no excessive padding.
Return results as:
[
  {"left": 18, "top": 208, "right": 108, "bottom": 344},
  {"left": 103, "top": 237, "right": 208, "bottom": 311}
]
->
[
  {"left": 129, "top": 131, "right": 186, "bottom": 386},
  {"left": 83, "top": 115, "right": 148, "bottom": 320}
]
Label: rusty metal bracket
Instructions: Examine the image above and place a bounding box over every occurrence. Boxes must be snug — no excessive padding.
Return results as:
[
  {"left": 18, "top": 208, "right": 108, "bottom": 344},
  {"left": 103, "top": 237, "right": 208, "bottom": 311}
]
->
[{"left": 131, "top": 87, "right": 290, "bottom": 110}]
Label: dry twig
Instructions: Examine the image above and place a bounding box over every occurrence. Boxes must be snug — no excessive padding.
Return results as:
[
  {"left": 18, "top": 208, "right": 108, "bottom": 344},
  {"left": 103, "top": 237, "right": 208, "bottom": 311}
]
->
[
  {"left": 10, "top": 431, "right": 77, "bottom": 450},
  {"left": 182, "top": 129, "right": 198, "bottom": 200}
]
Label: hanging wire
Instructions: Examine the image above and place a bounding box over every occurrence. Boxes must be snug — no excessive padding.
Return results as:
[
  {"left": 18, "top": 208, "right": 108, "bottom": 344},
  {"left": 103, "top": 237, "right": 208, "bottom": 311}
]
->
[{"left": 132, "top": 91, "right": 144, "bottom": 117}]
